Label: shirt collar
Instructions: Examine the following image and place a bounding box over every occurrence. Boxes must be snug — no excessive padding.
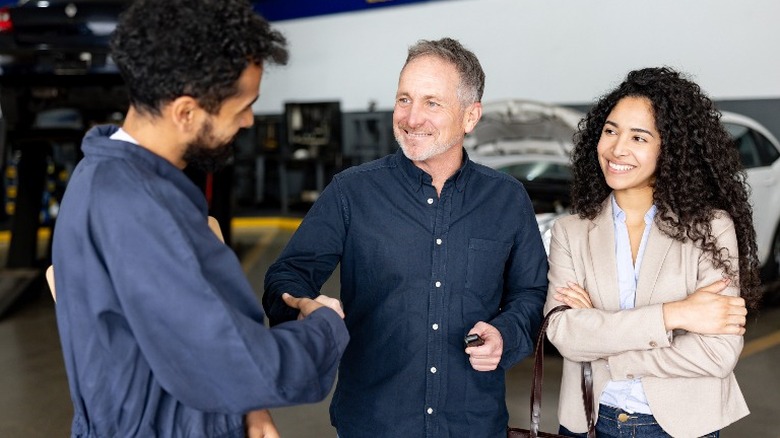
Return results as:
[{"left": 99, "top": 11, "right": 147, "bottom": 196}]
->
[
  {"left": 394, "top": 147, "right": 472, "bottom": 192},
  {"left": 109, "top": 127, "right": 139, "bottom": 145},
  {"left": 83, "top": 125, "right": 209, "bottom": 215},
  {"left": 610, "top": 193, "right": 657, "bottom": 224}
]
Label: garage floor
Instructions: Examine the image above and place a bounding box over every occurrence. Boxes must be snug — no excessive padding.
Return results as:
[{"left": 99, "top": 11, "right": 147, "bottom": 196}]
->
[{"left": 0, "top": 223, "right": 778, "bottom": 437}]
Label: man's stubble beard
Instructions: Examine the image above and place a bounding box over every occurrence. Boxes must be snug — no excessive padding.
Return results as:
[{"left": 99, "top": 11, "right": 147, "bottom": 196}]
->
[
  {"left": 183, "top": 120, "right": 236, "bottom": 173},
  {"left": 395, "top": 131, "right": 457, "bottom": 162}
]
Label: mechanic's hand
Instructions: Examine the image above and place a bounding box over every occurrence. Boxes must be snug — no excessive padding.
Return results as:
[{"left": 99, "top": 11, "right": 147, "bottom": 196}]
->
[
  {"left": 663, "top": 278, "right": 746, "bottom": 335},
  {"left": 554, "top": 281, "right": 593, "bottom": 309},
  {"left": 245, "top": 409, "right": 279, "bottom": 438},
  {"left": 465, "top": 321, "right": 504, "bottom": 371}
]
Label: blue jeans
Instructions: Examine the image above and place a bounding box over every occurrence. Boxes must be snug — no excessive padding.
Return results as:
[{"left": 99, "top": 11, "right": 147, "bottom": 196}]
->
[{"left": 558, "top": 404, "right": 719, "bottom": 438}]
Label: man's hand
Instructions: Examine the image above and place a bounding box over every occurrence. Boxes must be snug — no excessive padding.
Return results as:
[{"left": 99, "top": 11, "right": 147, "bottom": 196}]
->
[
  {"left": 554, "top": 281, "right": 593, "bottom": 309},
  {"left": 313, "top": 294, "right": 345, "bottom": 319},
  {"left": 282, "top": 293, "right": 344, "bottom": 319},
  {"left": 663, "top": 278, "right": 747, "bottom": 335},
  {"left": 245, "top": 409, "right": 279, "bottom": 438},
  {"left": 465, "top": 321, "right": 504, "bottom": 371}
]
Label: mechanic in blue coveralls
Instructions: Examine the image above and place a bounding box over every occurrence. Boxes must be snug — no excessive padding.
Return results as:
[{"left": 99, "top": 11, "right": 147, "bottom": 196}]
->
[
  {"left": 263, "top": 37, "right": 548, "bottom": 438},
  {"left": 51, "top": 1, "right": 348, "bottom": 437}
]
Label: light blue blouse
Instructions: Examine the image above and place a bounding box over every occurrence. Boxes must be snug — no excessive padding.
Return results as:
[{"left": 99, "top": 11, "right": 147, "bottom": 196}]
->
[{"left": 600, "top": 194, "right": 657, "bottom": 414}]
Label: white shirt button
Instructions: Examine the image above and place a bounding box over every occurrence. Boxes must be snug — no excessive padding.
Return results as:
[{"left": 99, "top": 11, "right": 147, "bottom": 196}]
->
[
  {"left": 432, "top": 324, "right": 439, "bottom": 330},
  {"left": 427, "top": 198, "right": 434, "bottom": 205},
  {"left": 427, "top": 407, "right": 434, "bottom": 414},
  {"left": 430, "top": 367, "right": 437, "bottom": 374},
  {"left": 435, "top": 281, "right": 441, "bottom": 288},
  {"left": 436, "top": 238, "right": 442, "bottom": 245}
]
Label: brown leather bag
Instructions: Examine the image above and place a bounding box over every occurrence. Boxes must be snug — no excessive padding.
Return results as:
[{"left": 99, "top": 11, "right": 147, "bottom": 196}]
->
[{"left": 507, "top": 305, "right": 596, "bottom": 438}]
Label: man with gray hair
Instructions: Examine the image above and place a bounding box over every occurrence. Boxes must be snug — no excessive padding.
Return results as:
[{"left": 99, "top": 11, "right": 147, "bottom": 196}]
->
[{"left": 264, "top": 37, "right": 547, "bottom": 437}]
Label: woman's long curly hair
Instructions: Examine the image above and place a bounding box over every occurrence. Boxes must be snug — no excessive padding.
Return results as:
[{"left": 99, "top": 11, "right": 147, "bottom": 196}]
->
[{"left": 570, "top": 67, "right": 762, "bottom": 309}]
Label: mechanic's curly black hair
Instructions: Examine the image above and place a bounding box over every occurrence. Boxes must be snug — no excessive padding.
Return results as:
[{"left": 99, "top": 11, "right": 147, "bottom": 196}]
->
[
  {"left": 570, "top": 67, "right": 761, "bottom": 309},
  {"left": 110, "top": 0, "right": 287, "bottom": 116}
]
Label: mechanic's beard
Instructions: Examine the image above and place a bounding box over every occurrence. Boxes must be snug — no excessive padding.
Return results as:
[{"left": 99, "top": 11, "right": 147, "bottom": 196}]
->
[{"left": 183, "top": 121, "right": 235, "bottom": 173}]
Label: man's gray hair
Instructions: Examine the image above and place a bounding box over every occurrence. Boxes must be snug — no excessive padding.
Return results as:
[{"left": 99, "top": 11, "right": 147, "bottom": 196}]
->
[{"left": 403, "top": 37, "right": 485, "bottom": 106}]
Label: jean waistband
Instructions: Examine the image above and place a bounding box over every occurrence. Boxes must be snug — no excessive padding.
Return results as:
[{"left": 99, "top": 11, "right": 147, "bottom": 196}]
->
[{"left": 598, "top": 404, "right": 658, "bottom": 426}]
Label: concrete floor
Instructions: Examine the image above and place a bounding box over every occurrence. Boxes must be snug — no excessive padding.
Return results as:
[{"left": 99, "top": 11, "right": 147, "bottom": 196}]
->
[{"left": 1, "top": 224, "right": 779, "bottom": 437}]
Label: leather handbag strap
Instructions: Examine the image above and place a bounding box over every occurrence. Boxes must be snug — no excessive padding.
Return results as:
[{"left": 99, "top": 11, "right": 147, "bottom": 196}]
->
[
  {"left": 529, "top": 305, "right": 595, "bottom": 438},
  {"left": 581, "top": 362, "right": 595, "bottom": 438}
]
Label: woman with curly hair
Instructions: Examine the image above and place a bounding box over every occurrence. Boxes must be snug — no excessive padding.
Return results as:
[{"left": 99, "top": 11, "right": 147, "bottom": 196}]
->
[{"left": 544, "top": 67, "right": 760, "bottom": 438}]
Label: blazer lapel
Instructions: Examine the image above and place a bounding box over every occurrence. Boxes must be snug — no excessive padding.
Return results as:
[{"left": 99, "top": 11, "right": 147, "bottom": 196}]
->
[
  {"left": 635, "top": 224, "right": 674, "bottom": 307},
  {"left": 588, "top": 202, "right": 621, "bottom": 311}
]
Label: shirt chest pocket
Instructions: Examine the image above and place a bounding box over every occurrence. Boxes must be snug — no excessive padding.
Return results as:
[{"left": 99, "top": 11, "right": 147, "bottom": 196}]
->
[{"left": 465, "top": 238, "right": 512, "bottom": 298}]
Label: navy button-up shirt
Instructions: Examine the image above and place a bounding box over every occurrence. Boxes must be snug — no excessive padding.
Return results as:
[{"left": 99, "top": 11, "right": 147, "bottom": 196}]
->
[{"left": 264, "top": 148, "right": 547, "bottom": 437}]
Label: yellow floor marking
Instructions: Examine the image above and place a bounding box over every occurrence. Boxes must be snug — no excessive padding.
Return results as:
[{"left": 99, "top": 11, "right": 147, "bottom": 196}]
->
[
  {"left": 232, "top": 217, "right": 302, "bottom": 231},
  {"left": 0, "top": 217, "right": 302, "bottom": 244},
  {"left": 239, "top": 228, "right": 279, "bottom": 274},
  {"left": 741, "top": 330, "right": 780, "bottom": 359}
]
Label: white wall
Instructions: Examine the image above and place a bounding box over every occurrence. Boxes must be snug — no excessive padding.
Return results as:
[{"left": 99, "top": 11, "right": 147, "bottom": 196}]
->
[{"left": 254, "top": 0, "right": 780, "bottom": 114}]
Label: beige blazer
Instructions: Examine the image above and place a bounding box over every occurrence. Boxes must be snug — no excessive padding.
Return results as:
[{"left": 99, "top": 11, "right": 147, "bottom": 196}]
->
[{"left": 543, "top": 200, "right": 748, "bottom": 438}]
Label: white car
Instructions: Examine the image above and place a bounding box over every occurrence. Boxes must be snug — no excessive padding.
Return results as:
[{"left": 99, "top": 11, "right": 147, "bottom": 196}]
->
[
  {"left": 472, "top": 107, "right": 780, "bottom": 291},
  {"left": 722, "top": 111, "right": 780, "bottom": 286}
]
